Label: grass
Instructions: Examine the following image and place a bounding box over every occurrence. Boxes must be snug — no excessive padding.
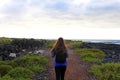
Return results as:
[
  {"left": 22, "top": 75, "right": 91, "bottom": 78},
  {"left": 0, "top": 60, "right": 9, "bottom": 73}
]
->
[
  {"left": 75, "top": 48, "right": 105, "bottom": 63},
  {"left": 14, "top": 54, "right": 49, "bottom": 72},
  {"left": 6, "top": 67, "right": 34, "bottom": 80},
  {"left": 69, "top": 41, "right": 84, "bottom": 49},
  {"left": 0, "top": 65, "right": 13, "bottom": 77},
  {"left": 45, "top": 40, "right": 55, "bottom": 48},
  {"left": 0, "top": 54, "right": 49, "bottom": 80},
  {"left": 70, "top": 41, "right": 120, "bottom": 80},
  {"left": 90, "top": 63, "right": 120, "bottom": 80},
  {"left": 74, "top": 48, "right": 120, "bottom": 80},
  {"left": 0, "top": 37, "right": 12, "bottom": 45}
]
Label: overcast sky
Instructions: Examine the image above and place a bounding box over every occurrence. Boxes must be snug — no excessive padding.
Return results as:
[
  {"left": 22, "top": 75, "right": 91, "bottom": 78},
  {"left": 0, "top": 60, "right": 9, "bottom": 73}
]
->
[{"left": 0, "top": 0, "right": 120, "bottom": 39}]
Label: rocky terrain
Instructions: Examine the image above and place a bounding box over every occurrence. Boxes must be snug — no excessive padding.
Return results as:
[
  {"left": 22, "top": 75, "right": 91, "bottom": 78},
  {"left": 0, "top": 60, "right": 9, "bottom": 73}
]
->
[
  {"left": 0, "top": 39, "right": 47, "bottom": 61},
  {"left": 80, "top": 43, "right": 120, "bottom": 63}
]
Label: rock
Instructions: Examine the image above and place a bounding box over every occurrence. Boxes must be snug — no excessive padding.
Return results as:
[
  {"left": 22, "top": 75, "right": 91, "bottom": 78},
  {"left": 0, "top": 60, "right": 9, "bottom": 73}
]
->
[
  {"left": 111, "top": 55, "right": 116, "bottom": 59},
  {"left": 9, "top": 53, "right": 16, "bottom": 58},
  {"left": 34, "top": 50, "right": 45, "bottom": 54},
  {"left": 80, "top": 42, "right": 120, "bottom": 63}
]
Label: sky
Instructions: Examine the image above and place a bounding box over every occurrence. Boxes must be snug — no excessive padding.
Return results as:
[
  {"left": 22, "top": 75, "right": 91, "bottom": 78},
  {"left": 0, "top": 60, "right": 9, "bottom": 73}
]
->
[{"left": 0, "top": 0, "right": 120, "bottom": 40}]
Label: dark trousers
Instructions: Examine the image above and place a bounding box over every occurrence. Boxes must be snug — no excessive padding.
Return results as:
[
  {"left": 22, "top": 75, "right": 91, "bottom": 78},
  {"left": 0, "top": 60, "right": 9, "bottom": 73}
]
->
[{"left": 55, "top": 66, "right": 66, "bottom": 80}]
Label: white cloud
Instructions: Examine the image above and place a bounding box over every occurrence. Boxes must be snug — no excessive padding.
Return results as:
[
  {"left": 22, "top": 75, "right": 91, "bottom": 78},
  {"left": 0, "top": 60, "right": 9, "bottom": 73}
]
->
[
  {"left": 0, "top": 0, "right": 120, "bottom": 22},
  {"left": 0, "top": 0, "right": 120, "bottom": 39},
  {"left": 0, "top": 0, "right": 11, "bottom": 7},
  {"left": 72, "top": 0, "right": 90, "bottom": 5}
]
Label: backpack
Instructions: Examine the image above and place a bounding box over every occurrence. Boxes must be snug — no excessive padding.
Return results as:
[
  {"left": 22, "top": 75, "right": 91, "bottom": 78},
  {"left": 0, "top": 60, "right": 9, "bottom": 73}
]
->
[{"left": 55, "top": 52, "right": 67, "bottom": 63}]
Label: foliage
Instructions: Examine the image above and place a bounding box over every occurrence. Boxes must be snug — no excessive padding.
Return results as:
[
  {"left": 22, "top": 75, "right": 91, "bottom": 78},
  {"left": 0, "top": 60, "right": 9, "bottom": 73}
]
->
[
  {"left": 14, "top": 54, "right": 49, "bottom": 72},
  {"left": 0, "top": 61, "right": 10, "bottom": 65},
  {"left": 0, "top": 37, "right": 12, "bottom": 45},
  {"left": 45, "top": 40, "right": 55, "bottom": 48},
  {"left": 64, "top": 40, "right": 72, "bottom": 44},
  {"left": 75, "top": 48, "right": 105, "bottom": 63},
  {"left": 69, "top": 41, "right": 84, "bottom": 49},
  {"left": 0, "top": 54, "right": 48, "bottom": 79},
  {"left": 0, "top": 75, "right": 13, "bottom": 80},
  {"left": 0, "top": 65, "right": 13, "bottom": 77},
  {"left": 6, "top": 67, "right": 33, "bottom": 79},
  {"left": 90, "top": 63, "right": 120, "bottom": 80},
  {"left": 11, "top": 38, "right": 46, "bottom": 50},
  {"left": 0, "top": 73, "right": 32, "bottom": 80},
  {"left": 0, "top": 60, "right": 17, "bottom": 68}
]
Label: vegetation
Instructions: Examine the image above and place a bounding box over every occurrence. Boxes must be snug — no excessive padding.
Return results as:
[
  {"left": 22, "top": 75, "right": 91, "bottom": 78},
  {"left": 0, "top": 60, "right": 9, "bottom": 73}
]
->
[
  {"left": 0, "top": 75, "right": 14, "bottom": 80},
  {"left": 45, "top": 40, "right": 55, "bottom": 48},
  {"left": 75, "top": 48, "right": 105, "bottom": 63},
  {"left": 6, "top": 67, "right": 34, "bottom": 80},
  {"left": 70, "top": 40, "right": 120, "bottom": 80},
  {"left": 0, "top": 37, "right": 12, "bottom": 45},
  {"left": 90, "top": 63, "right": 120, "bottom": 80},
  {"left": 0, "top": 37, "right": 50, "bottom": 79},
  {"left": 0, "top": 54, "right": 49, "bottom": 80},
  {"left": 69, "top": 40, "right": 84, "bottom": 49},
  {"left": 14, "top": 54, "right": 49, "bottom": 72},
  {"left": 0, "top": 65, "right": 13, "bottom": 77},
  {"left": 11, "top": 38, "right": 46, "bottom": 50}
]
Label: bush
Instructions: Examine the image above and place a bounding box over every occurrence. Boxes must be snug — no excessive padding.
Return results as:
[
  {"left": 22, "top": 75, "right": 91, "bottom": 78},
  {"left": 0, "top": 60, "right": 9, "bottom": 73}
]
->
[
  {"left": 45, "top": 40, "right": 55, "bottom": 48},
  {"left": 15, "top": 54, "right": 49, "bottom": 72},
  {"left": 0, "top": 76, "right": 28, "bottom": 80},
  {"left": 0, "top": 61, "right": 10, "bottom": 65},
  {"left": 75, "top": 48, "right": 105, "bottom": 63},
  {"left": 6, "top": 67, "right": 34, "bottom": 79},
  {"left": 69, "top": 41, "right": 84, "bottom": 49},
  {"left": 0, "top": 37, "right": 12, "bottom": 44},
  {"left": 0, "top": 60, "right": 17, "bottom": 68},
  {"left": 0, "top": 54, "right": 48, "bottom": 79},
  {"left": 0, "top": 75, "right": 13, "bottom": 80},
  {"left": 83, "top": 57, "right": 102, "bottom": 63},
  {"left": 90, "top": 63, "right": 120, "bottom": 80},
  {"left": 0, "top": 65, "right": 13, "bottom": 77}
]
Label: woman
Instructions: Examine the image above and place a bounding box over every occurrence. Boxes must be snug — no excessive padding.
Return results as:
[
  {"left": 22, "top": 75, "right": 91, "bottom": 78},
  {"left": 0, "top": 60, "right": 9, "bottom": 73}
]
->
[{"left": 51, "top": 37, "right": 68, "bottom": 80}]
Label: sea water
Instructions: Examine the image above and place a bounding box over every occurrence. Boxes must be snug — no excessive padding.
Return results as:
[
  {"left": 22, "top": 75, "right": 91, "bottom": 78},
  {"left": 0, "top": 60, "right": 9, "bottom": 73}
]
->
[{"left": 81, "top": 39, "right": 120, "bottom": 45}]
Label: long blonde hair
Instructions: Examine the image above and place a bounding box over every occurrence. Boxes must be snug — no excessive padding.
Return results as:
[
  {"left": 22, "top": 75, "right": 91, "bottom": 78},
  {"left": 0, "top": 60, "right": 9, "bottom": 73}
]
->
[{"left": 51, "top": 37, "right": 66, "bottom": 53}]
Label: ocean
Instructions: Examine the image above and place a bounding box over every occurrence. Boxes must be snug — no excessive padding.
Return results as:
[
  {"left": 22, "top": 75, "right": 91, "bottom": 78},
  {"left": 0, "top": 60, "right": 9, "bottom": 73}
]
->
[{"left": 81, "top": 39, "right": 120, "bottom": 45}]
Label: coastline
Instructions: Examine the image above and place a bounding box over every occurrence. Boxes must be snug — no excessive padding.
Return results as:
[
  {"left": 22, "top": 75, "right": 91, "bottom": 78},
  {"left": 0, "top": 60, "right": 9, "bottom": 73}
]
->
[{"left": 80, "top": 42, "right": 120, "bottom": 63}]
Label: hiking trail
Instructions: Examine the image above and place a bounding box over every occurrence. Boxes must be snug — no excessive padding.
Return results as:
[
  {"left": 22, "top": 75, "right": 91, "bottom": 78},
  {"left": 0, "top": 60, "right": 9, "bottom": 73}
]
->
[{"left": 46, "top": 48, "right": 96, "bottom": 80}]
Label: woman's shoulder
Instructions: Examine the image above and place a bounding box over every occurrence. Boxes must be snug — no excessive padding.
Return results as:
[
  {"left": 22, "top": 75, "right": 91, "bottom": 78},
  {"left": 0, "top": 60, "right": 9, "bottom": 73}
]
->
[{"left": 66, "top": 48, "right": 68, "bottom": 51}]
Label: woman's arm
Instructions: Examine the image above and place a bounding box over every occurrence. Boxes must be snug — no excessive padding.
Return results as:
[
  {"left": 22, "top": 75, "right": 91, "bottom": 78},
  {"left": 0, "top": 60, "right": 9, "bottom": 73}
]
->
[
  {"left": 66, "top": 49, "right": 69, "bottom": 58},
  {"left": 51, "top": 51, "right": 55, "bottom": 58}
]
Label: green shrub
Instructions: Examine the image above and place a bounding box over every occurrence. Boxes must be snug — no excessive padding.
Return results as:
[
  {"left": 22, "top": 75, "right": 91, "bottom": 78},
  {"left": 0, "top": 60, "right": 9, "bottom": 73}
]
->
[
  {"left": 6, "top": 67, "right": 34, "bottom": 79},
  {"left": 83, "top": 57, "right": 102, "bottom": 63},
  {"left": 0, "top": 61, "right": 10, "bottom": 65},
  {"left": 0, "top": 60, "right": 17, "bottom": 68},
  {"left": 69, "top": 41, "right": 84, "bottom": 49},
  {"left": 15, "top": 54, "right": 48, "bottom": 72},
  {"left": 75, "top": 48, "right": 105, "bottom": 63},
  {"left": 45, "top": 40, "right": 55, "bottom": 48},
  {"left": 0, "top": 65, "right": 13, "bottom": 77},
  {"left": 0, "top": 75, "right": 13, "bottom": 80},
  {"left": 0, "top": 53, "right": 48, "bottom": 79},
  {"left": 79, "top": 48, "right": 105, "bottom": 58},
  {"left": 90, "top": 63, "right": 120, "bottom": 80},
  {"left": 1, "top": 77, "right": 31, "bottom": 80},
  {"left": 0, "top": 37, "right": 12, "bottom": 44}
]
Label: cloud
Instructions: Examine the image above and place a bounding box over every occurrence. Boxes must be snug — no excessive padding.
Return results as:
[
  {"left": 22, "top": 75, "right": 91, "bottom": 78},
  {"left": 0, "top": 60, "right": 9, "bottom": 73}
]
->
[
  {"left": 0, "top": 0, "right": 28, "bottom": 23},
  {"left": 1, "top": 0, "right": 120, "bottom": 16},
  {"left": 2, "top": 0, "right": 27, "bottom": 14},
  {"left": 45, "top": 1, "right": 69, "bottom": 11},
  {"left": 87, "top": 0, "right": 120, "bottom": 13},
  {"left": 0, "top": 0, "right": 120, "bottom": 39},
  {"left": 0, "top": 0, "right": 120, "bottom": 28}
]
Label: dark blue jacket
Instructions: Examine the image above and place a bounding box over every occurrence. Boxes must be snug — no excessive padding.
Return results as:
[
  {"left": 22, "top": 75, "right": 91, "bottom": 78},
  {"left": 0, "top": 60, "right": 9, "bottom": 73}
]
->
[{"left": 51, "top": 49, "right": 68, "bottom": 67}]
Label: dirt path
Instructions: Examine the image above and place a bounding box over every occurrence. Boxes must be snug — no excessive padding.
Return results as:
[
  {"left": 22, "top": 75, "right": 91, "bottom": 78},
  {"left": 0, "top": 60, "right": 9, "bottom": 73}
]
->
[{"left": 47, "top": 48, "right": 96, "bottom": 80}]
